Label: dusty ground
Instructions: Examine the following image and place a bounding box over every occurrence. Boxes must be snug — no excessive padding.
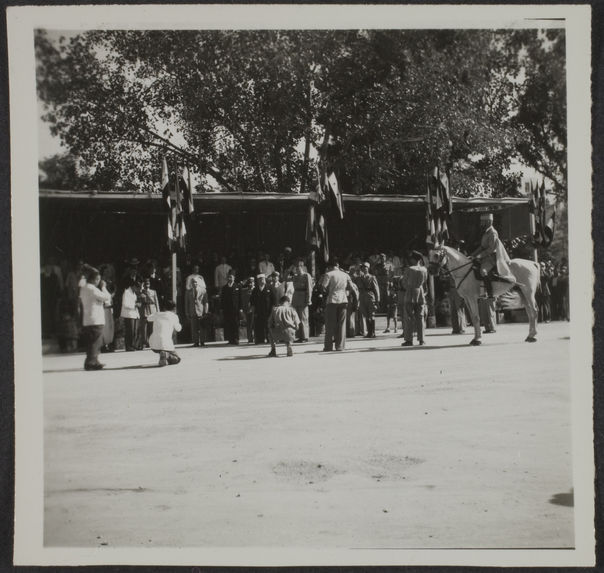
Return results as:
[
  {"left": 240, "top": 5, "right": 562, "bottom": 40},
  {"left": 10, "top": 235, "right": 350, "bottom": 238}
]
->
[{"left": 43, "top": 320, "right": 573, "bottom": 549}]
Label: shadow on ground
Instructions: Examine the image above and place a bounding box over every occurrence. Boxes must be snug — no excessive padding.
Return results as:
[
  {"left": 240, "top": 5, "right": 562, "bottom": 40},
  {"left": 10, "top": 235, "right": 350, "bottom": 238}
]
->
[{"left": 549, "top": 489, "right": 574, "bottom": 507}]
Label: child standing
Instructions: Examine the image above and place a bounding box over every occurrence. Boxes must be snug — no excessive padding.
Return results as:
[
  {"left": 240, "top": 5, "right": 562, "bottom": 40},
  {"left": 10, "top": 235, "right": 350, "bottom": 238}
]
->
[
  {"left": 267, "top": 295, "right": 300, "bottom": 357},
  {"left": 147, "top": 300, "right": 182, "bottom": 366},
  {"left": 383, "top": 279, "right": 398, "bottom": 333}
]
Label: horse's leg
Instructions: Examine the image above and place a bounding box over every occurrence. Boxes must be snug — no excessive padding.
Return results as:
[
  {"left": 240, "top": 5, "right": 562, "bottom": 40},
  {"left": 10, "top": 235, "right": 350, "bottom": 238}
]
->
[
  {"left": 519, "top": 284, "right": 538, "bottom": 342},
  {"left": 465, "top": 297, "right": 483, "bottom": 346}
]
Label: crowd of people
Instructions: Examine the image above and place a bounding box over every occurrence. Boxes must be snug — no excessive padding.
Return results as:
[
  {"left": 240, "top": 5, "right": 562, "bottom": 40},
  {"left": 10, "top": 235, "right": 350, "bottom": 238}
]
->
[{"left": 39, "top": 236, "right": 570, "bottom": 370}]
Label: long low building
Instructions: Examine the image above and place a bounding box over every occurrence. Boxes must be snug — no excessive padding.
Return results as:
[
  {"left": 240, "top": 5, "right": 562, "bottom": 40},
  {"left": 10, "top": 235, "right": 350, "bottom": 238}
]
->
[{"left": 39, "top": 189, "right": 531, "bottom": 264}]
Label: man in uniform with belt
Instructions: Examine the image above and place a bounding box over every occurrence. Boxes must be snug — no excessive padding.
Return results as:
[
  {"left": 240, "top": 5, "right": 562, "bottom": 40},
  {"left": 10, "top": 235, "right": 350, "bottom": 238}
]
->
[
  {"left": 291, "top": 258, "right": 313, "bottom": 342},
  {"left": 358, "top": 262, "right": 380, "bottom": 338},
  {"left": 401, "top": 251, "right": 428, "bottom": 346}
]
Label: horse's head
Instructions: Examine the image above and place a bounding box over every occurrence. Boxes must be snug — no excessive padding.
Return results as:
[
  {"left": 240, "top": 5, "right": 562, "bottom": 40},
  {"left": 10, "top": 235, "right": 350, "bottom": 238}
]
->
[{"left": 427, "top": 247, "right": 448, "bottom": 276}]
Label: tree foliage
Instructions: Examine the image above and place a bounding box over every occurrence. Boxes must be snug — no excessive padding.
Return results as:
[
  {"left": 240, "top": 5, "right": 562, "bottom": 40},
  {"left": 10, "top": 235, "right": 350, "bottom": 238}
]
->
[{"left": 36, "top": 28, "right": 566, "bottom": 197}]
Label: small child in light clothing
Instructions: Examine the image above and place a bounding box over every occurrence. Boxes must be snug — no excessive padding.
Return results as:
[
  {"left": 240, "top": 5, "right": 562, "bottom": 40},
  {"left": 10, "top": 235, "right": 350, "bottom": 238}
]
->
[
  {"left": 147, "top": 301, "right": 182, "bottom": 366},
  {"left": 267, "top": 295, "right": 300, "bottom": 357}
]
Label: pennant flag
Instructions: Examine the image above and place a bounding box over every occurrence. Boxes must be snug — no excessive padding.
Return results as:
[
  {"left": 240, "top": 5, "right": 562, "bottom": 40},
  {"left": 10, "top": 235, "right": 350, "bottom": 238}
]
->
[
  {"left": 542, "top": 204, "right": 556, "bottom": 247},
  {"left": 161, "top": 156, "right": 170, "bottom": 210},
  {"left": 327, "top": 171, "right": 345, "bottom": 220},
  {"left": 181, "top": 165, "right": 195, "bottom": 215}
]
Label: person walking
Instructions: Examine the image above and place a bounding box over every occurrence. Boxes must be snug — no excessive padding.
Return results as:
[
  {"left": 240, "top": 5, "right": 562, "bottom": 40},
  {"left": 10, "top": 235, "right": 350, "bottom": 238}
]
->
[
  {"left": 79, "top": 265, "right": 112, "bottom": 370},
  {"left": 401, "top": 251, "right": 428, "bottom": 346},
  {"left": 320, "top": 258, "right": 355, "bottom": 351},
  {"left": 267, "top": 295, "right": 301, "bottom": 357}
]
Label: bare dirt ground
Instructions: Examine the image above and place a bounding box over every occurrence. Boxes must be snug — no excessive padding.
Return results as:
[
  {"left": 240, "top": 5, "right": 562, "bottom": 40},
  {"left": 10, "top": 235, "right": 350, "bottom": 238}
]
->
[{"left": 43, "top": 320, "right": 573, "bottom": 549}]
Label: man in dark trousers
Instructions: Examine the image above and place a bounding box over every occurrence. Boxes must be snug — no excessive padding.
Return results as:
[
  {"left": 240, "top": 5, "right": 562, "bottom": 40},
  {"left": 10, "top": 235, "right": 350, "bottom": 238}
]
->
[
  {"left": 358, "top": 262, "right": 380, "bottom": 338},
  {"left": 249, "top": 273, "right": 273, "bottom": 344},
  {"left": 320, "top": 257, "right": 355, "bottom": 352},
  {"left": 220, "top": 271, "right": 243, "bottom": 345}
]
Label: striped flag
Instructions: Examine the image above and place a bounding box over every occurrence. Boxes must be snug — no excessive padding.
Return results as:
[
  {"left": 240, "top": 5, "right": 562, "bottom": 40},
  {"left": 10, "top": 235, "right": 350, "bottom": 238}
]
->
[{"left": 425, "top": 167, "right": 451, "bottom": 246}]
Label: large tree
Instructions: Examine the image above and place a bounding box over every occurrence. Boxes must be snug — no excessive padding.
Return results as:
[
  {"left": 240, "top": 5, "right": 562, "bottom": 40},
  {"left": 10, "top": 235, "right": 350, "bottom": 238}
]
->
[{"left": 36, "top": 28, "right": 566, "bottom": 196}]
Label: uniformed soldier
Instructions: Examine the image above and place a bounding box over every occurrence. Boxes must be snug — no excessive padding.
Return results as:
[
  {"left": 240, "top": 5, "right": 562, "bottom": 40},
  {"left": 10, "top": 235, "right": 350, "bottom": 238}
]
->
[
  {"left": 470, "top": 212, "right": 512, "bottom": 298},
  {"left": 358, "top": 262, "right": 380, "bottom": 339},
  {"left": 401, "top": 251, "right": 428, "bottom": 346}
]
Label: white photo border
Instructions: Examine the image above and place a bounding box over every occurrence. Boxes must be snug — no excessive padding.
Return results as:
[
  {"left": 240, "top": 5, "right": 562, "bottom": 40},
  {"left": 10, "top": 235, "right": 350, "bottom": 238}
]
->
[{"left": 8, "top": 3, "right": 594, "bottom": 567}]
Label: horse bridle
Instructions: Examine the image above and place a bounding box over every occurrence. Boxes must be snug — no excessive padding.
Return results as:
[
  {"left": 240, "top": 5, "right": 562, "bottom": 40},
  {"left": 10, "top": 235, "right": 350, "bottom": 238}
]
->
[{"left": 431, "top": 248, "right": 475, "bottom": 290}]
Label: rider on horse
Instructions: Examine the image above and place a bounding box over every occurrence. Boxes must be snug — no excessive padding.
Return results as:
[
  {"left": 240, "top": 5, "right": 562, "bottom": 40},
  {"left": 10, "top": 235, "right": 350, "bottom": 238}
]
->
[{"left": 470, "top": 213, "right": 514, "bottom": 298}]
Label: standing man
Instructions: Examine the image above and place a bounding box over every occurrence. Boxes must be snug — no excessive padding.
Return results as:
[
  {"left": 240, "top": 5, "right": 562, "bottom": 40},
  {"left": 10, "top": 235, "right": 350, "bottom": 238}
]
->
[
  {"left": 291, "top": 258, "right": 313, "bottom": 343},
  {"left": 250, "top": 273, "right": 273, "bottom": 344},
  {"left": 401, "top": 251, "right": 428, "bottom": 347},
  {"left": 241, "top": 276, "right": 255, "bottom": 343},
  {"left": 320, "top": 257, "right": 355, "bottom": 351},
  {"left": 220, "top": 271, "right": 243, "bottom": 345},
  {"left": 185, "top": 278, "right": 209, "bottom": 347},
  {"left": 358, "top": 262, "right": 380, "bottom": 339}
]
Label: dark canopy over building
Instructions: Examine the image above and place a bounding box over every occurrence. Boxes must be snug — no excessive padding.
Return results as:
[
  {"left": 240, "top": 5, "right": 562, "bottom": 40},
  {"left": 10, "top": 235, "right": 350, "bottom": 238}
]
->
[{"left": 39, "top": 190, "right": 531, "bottom": 266}]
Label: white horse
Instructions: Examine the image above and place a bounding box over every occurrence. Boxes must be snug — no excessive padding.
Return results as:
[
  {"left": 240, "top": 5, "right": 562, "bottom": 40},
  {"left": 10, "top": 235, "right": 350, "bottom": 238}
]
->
[{"left": 428, "top": 245, "right": 541, "bottom": 345}]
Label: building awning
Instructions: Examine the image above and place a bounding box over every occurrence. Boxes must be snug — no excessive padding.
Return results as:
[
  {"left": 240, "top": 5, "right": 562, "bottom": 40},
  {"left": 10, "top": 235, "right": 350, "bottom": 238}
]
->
[{"left": 39, "top": 190, "right": 529, "bottom": 214}]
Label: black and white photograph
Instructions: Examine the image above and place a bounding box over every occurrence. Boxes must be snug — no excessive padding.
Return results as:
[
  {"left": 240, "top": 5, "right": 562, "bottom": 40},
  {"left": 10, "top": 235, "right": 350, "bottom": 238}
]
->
[{"left": 7, "top": 3, "right": 594, "bottom": 567}]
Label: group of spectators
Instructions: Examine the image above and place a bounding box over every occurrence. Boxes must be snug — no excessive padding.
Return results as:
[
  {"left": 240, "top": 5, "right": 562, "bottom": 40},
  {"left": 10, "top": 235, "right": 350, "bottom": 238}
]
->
[
  {"left": 40, "top": 245, "right": 570, "bottom": 359},
  {"left": 536, "top": 258, "right": 570, "bottom": 323}
]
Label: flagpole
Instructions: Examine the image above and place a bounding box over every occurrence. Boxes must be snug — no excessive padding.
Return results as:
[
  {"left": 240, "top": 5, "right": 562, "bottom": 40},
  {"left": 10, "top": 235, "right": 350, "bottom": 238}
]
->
[{"left": 529, "top": 212, "right": 538, "bottom": 263}]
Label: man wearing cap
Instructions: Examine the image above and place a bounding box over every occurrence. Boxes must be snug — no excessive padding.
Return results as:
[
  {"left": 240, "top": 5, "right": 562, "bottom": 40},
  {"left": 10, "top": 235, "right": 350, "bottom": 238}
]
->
[
  {"left": 320, "top": 257, "right": 355, "bottom": 351},
  {"left": 220, "top": 271, "right": 243, "bottom": 345},
  {"left": 401, "top": 251, "right": 428, "bottom": 346},
  {"left": 291, "top": 258, "right": 313, "bottom": 342},
  {"left": 358, "top": 262, "right": 380, "bottom": 338},
  {"left": 471, "top": 213, "right": 512, "bottom": 299},
  {"left": 250, "top": 273, "right": 273, "bottom": 344}
]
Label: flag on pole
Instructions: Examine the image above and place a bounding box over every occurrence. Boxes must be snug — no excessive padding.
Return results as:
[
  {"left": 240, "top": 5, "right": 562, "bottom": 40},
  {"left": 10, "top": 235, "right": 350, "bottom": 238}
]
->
[
  {"left": 425, "top": 167, "right": 451, "bottom": 246},
  {"left": 306, "top": 163, "right": 330, "bottom": 263}
]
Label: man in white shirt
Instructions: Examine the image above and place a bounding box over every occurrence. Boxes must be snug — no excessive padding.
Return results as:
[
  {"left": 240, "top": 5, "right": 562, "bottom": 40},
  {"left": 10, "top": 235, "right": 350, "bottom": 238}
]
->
[
  {"left": 320, "top": 257, "right": 355, "bottom": 351},
  {"left": 258, "top": 253, "right": 275, "bottom": 278},
  {"left": 214, "top": 256, "right": 233, "bottom": 289}
]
